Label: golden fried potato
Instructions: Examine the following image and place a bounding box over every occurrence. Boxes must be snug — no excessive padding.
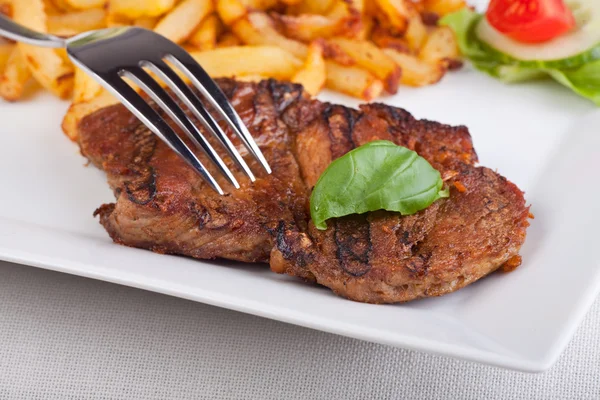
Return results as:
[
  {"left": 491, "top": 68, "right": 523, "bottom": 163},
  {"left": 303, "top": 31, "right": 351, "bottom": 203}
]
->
[
  {"left": 49, "top": 0, "right": 76, "bottom": 12},
  {"left": 231, "top": 12, "right": 308, "bottom": 58},
  {"left": 216, "top": 32, "right": 242, "bottom": 47},
  {"left": 375, "top": 0, "right": 411, "bottom": 32},
  {"left": 371, "top": 26, "right": 410, "bottom": 52},
  {"left": 134, "top": 16, "right": 159, "bottom": 29},
  {"left": 325, "top": 0, "right": 362, "bottom": 37},
  {"left": 12, "top": 0, "right": 74, "bottom": 99},
  {"left": 190, "top": 46, "right": 302, "bottom": 79},
  {"left": 325, "top": 60, "right": 383, "bottom": 100},
  {"left": 65, "top": 0, "right": 106, "bottom": 9},
  {"left": 6, "top": 0, "right": 464, "bottom": 104},
  {"left": 0, "top": 0, "right": 11, "bottom": 17},
  {"left": 62, "top": 89, "right": 119, "bottom": 140},
  {"left": 154, "top": 0, "right": 213, "bottom": 44},
  {"left": 383, "top": 48, "right": 444, "bottom": 86},
  {"left": 327, "top": 37, "right": 400, "bottom": 93},
  {"left": 73, "top": 67, "right": 102, "bottom": 103},
  {"left": 0, "top": 47, "right": 32, "bottom": 101},
  {"left": 216, "top": 0, "right": 248, "bottom": 25},
  {"left": 405, "top": 13, "right": 428, "bottom": 50},
  {"left": 47, "top": 8, "right": 107, "bottom": 35},
  {"left": 286, "top": 0, "right": 335, "bottom": 15},
  {"left": 279, "top": 0, "right": 301, "bottom": 5},
  {"left": 277, "top": 14, "right": 342, "bottom": 42},
  {"left": 423, "top": 0, "right": 467, "bottom": 16},
  {"left": 419, "top": 26, "right": 460, "bottom": 66},
  {"left": 0, "top": 42, "right": 13, "bottom": 70},
  {"left": 109, "top": 0, "right": 175, "bottom": 18},
  {"left": 188, "top": 14, "right": 222, "bottom": 50},
  {"left": 291, "top": 40, "right": 325, "bottom": 96}
]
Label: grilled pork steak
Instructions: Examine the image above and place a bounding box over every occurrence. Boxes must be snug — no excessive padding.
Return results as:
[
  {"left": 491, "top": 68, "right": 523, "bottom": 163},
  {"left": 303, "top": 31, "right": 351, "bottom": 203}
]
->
[{"left": 78, "top": 78, "right": 529, "bottom": 303}]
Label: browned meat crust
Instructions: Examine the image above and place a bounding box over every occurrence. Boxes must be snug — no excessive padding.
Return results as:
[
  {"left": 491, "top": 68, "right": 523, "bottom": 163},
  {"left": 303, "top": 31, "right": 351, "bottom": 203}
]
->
[{"left": 78, "top": 78, "right": 529, "bottom": 303}]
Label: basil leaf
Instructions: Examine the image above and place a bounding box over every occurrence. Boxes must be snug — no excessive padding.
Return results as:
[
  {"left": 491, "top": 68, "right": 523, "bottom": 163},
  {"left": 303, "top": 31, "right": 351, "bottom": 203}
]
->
[{"left": 310, "top": 141, "right": 449, "bottom": 230}]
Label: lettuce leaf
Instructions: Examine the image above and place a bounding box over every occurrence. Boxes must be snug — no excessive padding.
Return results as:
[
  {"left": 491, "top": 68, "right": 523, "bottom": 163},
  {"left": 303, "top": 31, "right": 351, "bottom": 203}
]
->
[{"left": 441, "top": 9, "right": 600, "bottom": 106}]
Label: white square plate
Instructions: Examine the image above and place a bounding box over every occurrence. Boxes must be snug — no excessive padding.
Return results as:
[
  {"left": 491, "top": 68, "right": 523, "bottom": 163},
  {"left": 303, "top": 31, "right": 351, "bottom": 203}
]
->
[{"left": 1, "top": 65, "right": 599, "bottom": 372}]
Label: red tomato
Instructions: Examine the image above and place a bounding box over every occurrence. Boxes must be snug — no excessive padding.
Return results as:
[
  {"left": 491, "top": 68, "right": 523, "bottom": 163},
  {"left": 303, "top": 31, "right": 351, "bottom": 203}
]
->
[{"left": 486, "top": 0, "right": 576, "bottom": 43}]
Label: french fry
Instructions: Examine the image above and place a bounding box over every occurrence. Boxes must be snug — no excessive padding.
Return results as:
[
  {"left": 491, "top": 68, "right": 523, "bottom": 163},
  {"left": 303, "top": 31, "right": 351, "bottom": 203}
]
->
[
  {"left": 0, "top": 47, "right": 32, "bottom": 101},
  {"left": 327, "top": 37, "right": 400, "bottom": 93},
  {"left": 133, "top": 16, "right": 159, "bottom": 29},
  {"left": 0, "top": 0, "right": 11, "bottom": 17},
  {"left": 0, "top": 42, "right": 13, "bottom": 70},
  {"left": 62, "top": 89, "right": 119, "bottom": 140},
  {"left": 49, "top": 0, "right": 76, "bottom": 12},
  {"left": 423, "top": 0, "right": 467, "bottom": 16},
  {"left": 276, "top": 14, "right": 343, "bottom": 42},
  {"left": 325, "top": 60, "right": 383, "bottom": 100},
  {"left": 371, "top": 26, "right": 410, "bottom": 53},
  {"left": 190, "top": 46, "right": 302, "bottom": 79},
  {"left": 286, "top": 0, "right": 335, "bottom": 15},
  {"left": 291, "top": 41, "right": 325, "bottom": 96},
  {"left": 216, "top": 32, "right": 241, "bottom": 47},
  {"left": 404, "top": 13, "right": 427, "bottom": 50},
  {"left": 241, "top": 0, "right": 278, "bottom": 9},
  {"left": 109, "top": 0, "right": 176, "bottom": 19},
  {"left": 346, "top": 0, "right": 364, "bottom": 13},
  {"left": 154, "top": 0, "right": 214, "bottom": 44},
  {"left": 73, "top": 67, "right": 102, "bottom": 103},
  {"left": 355, "top": 14, "right": 374, "bottom": 40},
  {"left": 47, "top": 8, "right": 107, "bottom": 35},
  {"left": 231, "top": 12, "right": 308, "bottom": 58},
  {"left": 65, "top": 0, "right": 106, "bottom": 9},
  {"left": 375, "top": 0, "right": 410, "bottom": 32},
  {"left": 106, "top": 12, "right": 131, "bottom": 27},
  {"left": 325, "top": 0, "right": 362, "bottom": 37},
  {"left": 188, "top": 14, "right": 222, "bottom": 50},
  {"left": 419, "top": 26, "right": 460, "bottom": 67},
  {"left": 383, "top": 48, "right": 444, "bottom": 86},
  {"left": 216, "top": 0, "right": 248, "bottom": 25},
  {"left": 12, "top": 0, "right": 74, "bottom": 99}
]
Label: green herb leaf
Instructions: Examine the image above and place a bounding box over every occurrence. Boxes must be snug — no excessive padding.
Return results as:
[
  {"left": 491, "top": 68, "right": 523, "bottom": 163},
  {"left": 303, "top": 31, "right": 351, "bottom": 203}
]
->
[{"left": 309, "top": 141, "right": 449, "bottom": 230}]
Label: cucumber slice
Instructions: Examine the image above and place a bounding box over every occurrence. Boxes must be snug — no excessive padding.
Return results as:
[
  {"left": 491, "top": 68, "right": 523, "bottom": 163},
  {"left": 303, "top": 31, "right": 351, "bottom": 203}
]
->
[{"left": 475, "top": 0, "right": 600, "bottom": 68}]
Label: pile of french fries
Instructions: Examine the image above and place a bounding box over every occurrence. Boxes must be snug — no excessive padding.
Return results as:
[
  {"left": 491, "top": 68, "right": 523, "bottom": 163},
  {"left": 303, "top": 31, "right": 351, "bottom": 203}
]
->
[{"left": 0, "top": 0, "right": 467, "bottom": 140}]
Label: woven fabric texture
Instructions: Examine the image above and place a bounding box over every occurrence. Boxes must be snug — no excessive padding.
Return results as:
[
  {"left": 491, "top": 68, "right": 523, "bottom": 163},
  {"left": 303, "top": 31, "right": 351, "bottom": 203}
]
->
[{"left": 0, "top": 261, "right": 598, "bottom": 400}]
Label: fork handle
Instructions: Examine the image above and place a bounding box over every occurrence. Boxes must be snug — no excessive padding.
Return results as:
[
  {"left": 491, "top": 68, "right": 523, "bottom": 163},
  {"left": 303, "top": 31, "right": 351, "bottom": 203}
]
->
[{"left": 0, "top": 15, "right": 65, "bottom": 48}]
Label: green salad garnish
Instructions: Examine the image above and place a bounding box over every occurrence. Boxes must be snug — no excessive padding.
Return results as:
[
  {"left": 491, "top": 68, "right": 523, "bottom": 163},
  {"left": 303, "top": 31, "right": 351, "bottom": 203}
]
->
[
  {"left": 441, "top": 9, "right": 600, "bottom": 106},
  {"left": 309, "top": 141, "right": 449, "bottom": 230}
]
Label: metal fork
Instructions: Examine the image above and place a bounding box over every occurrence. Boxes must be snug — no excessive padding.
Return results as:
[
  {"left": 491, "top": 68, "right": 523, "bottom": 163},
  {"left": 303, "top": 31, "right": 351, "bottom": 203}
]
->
[{"left": 0, "top": 16, "right": 271, "bottom": 195}]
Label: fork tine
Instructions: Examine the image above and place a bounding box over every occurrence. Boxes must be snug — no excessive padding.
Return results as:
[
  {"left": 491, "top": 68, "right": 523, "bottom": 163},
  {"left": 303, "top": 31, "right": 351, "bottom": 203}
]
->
[
  {"left": 121, "top": 67, "right": 240, "bottom": 189},
  {"left": 165, "top": 53, "right": 272, "bottom": 174},
  {"left": 142, "top": 60, "right": 256, "bottom": 182},
  {"left": 97, "top": 75, "right": 224, "bottom": 195}
]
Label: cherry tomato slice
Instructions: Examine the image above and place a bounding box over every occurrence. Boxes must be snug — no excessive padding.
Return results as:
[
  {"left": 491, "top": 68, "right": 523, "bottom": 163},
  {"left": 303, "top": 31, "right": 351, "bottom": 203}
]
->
[{"left": 486, "top": 0, "right": 576, "bottom": 43}]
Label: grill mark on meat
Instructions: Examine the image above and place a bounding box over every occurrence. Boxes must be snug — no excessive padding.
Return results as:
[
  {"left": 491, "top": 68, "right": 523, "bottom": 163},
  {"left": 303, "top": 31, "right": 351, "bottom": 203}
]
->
[
  {"left": 276, "top": 220, "right": 294, "bottom": 260},
  {"left": 275, "top": 220, "right": 312, "bottom": 268},
  {"left": 219, "top": 79, "right": 238, "bottom": 100},
  {"left": 325, "top": 105, "right": 355, "bottom": 158},
  {"left": 268, "top": 79, "right": 303, "bottom": 114},
  {"left": 123, "top": 124, "right": 157, "bottom": 205},
  {"left": 334, "top": 216, "right": 373, "bottom": 277},
  {"left": 190, "top": 203, "right": 212, "bottom": 229}
]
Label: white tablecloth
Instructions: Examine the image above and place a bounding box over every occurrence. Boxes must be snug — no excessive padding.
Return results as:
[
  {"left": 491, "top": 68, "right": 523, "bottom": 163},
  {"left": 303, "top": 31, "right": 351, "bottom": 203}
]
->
[{"left": 0, "top": 260, "right": 598, "bottom": 399}]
